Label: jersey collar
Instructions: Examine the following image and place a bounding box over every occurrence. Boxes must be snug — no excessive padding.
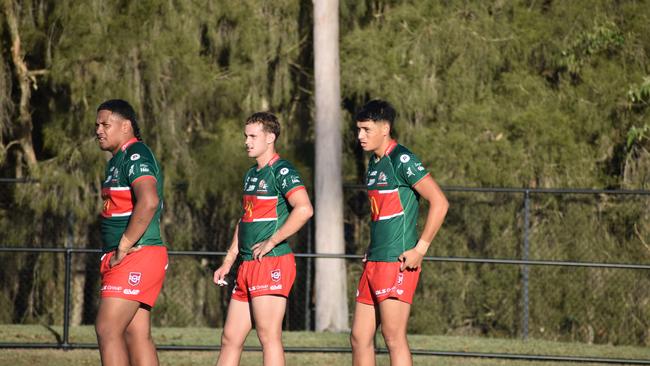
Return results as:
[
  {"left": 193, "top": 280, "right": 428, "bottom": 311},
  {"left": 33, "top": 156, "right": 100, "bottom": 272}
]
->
[
  {"left": 120, "top": 137, "right": 139, "bottom": 152},
  {"left": 268, "top": 153, "right": 280, "bottom": 166},
  {"left": 384, "top": 140, "right": 398, "bottom": 156}
]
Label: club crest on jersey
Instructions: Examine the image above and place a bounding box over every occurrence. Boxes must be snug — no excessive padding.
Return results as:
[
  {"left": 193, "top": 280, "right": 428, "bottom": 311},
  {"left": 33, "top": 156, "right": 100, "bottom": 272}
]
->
[
  {"left": 128, "top": 272, "right": 142, "bottom": 286},
  {"left": 280, "top": 168, "right": 289, "bottom": 175},
  {"left": 377, "top": 172, "right": 388, "bottom": 185},
  {"left": 130, "top": 153, "right": 141, "bottom": 161},
  {"left": 400, "top": 154, "right": 410, "bottom": 163},
  {"left": 270, "top": 269, "right": 281, "bottom": 282},
  {"left": 257, "top": 179, "right": 268, "bottom": 192}
]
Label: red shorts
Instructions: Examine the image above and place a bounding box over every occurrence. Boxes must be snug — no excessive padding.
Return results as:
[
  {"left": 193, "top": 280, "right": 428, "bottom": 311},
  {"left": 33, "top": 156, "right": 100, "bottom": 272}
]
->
[
  {"left": 231, "top": 253, "right": 296, "bottom": 302},
  {"left": 100, "top": 246, "right": 168, "bottom": 307},
  {"left": 355, "top": 261, "right": 421, "bottom": 305}
]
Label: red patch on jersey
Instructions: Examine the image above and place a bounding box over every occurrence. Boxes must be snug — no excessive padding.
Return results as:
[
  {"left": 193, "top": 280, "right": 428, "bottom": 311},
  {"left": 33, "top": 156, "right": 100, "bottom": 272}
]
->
[
  {"left": 367, "top": 189, "right": 404, "bottom": 221},
  {"left": 101, "top": 187, "right": 134, "bottom": 218},
  {"left": 241, "top": 195, "right": 279, "bottom": 222}
]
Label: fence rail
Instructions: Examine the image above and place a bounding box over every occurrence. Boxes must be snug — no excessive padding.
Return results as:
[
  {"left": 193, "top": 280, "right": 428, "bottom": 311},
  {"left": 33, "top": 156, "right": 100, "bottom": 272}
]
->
[
  {"left": 0, "top": 248, "right": 648, "bottom": 364},
  {"left": 2, "top": 184, "right": 650, "bottom": 364}
]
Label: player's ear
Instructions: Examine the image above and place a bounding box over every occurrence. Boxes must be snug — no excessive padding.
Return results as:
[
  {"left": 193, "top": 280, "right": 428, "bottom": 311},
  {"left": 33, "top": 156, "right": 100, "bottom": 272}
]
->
[
  {"left": 381, "top": 121, "right": 390, "bottom": 136},
  {"left": 266, "top": 132, "right": 276, "bottom": 144}
]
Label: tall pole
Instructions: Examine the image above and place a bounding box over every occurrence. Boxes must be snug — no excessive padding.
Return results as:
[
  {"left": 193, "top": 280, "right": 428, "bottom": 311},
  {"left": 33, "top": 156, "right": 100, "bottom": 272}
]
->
[{"left": 313, "top": 0, "right": 349, "bottom": 332}]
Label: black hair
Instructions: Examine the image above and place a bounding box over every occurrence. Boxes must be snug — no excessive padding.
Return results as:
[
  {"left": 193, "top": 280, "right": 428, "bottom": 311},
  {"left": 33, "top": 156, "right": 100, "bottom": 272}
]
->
[
  {"left": 355, "top": 99, "right": 397, "bottom": 129},
  {"left": 97, "top": 99, "right": 142, "bottom": 141},
  {"left": 246, "top": 112, "right": 281, "bottom": 139}
]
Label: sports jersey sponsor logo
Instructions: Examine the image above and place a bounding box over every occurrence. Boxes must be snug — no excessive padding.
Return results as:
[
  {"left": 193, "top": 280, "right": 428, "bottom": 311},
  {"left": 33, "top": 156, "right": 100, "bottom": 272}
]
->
[
  {"left": 271, "top": 269, "right": 281, "bottom": 282},
  {"left": 129, "top": 165, "right": 135, "bottom": 176},
  {"left": 280, "top": 168, "right": 289, "bottom": 175},
  {"left": 270, "top": 284, "right": 283, "bottom": 290},
  {"left": 291, "top": 176, "right": 300, "bottom": 184},
  {"left": 397, "top": 273, "right": 404, "bottom": 285},
  {"left": 415, "top": 162, "right": 425, "bottom": 171},
  {"left": 250, "top": 177, "right": 258, "bottom": 182},
  {"left": 377, "top": 172, "right": 388, "bottom": 186},
  {"left": 400, "top": 154, "right": 410, "bottom": 163},
  {"left": 101, "top": 187, "right": 134, "bottom": 217},
  {"left": 139, "top": 164, "right": 150, "bottom": 173},
  {"left": 241, "top": 195, "right": 279, "bottom": 222},
  {"left": 368, "top": 189, "right": 405, "bottom": 221},
  {"left": 128, "top": 272, "right": 142, "bottom": 286},
  {"left": 110, "top": 166, "right": 115, "bottom": 172},
  {"left": 104, "top": 175, "right": 112, "bottom": 183},
  {"left": 247, "top": 185, "right": 256, "bottom": 191},
  {"left": 101, "top": 285, "right": 123, "bottom": 292},
  {"left": 370, "top": 171, "right": 377, "bottom": 176},
  {"left": 367, "top": 179, "right": 376, "bottom": 186},
  {"left": 248, "top": 284, "right": 269, "bottom": 292},
  {"left": 396, "top": 289, "right": 404, "bottom": 295},
  {"left": 123, "top": 289, "right": 140, "bottom": 295},
  {"left": 282, "top": 179, "right": 288, "bottom": 189},
  {"left": 406, "top": 167, "right": 415, "bottom": 177},
  {"left": 130, "top": 153, "right": 141, "bottom": 161}
]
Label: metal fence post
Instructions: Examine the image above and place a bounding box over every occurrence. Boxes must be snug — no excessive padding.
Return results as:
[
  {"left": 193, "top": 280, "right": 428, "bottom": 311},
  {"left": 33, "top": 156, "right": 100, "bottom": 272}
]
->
[
  {"left": 521, "top": 189, "right": 530, "bottom": 340},
  {"left": 63, "top": 248, "right": 72, "bottom": 349},
  {"left": 305, "top": 219, "right": 312, "bottom": 330}
]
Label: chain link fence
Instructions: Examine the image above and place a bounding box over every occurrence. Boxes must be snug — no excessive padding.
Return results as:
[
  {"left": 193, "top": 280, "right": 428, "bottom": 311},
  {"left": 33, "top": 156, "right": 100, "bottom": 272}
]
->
[{"left": 1, "top": 181, "right": 649, "bottom": 363}]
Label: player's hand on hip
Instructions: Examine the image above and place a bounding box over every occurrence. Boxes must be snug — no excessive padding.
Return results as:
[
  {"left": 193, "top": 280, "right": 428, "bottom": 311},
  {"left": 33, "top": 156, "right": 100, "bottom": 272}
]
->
[
  {"left": 213, "top": 264, "right": 231, "bottom": 286},
  {"left": 398, "top": 248, "right": 425, "bottom": 271},
  {"left": 109, "top": 244, "right": 142, "bottom": 268},
  {"left": 251, "top": 239, "right": 276, "bottom": 262}
]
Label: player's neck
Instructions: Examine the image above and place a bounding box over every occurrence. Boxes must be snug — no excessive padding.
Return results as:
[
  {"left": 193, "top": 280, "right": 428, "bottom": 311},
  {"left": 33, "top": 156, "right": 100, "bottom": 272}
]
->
[
  {"left": 373, "top": 138, "right": 395, "bottom": 158},
  {"left": 112, "top": 136, "right": 138, "bottom": 156},
  {"left": 256, "top": 146, "right": 277, "bottom": 169}
]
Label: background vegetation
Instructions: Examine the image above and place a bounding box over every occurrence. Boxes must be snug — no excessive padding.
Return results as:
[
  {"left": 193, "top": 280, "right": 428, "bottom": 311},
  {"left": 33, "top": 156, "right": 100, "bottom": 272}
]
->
[{"left": 1, "top": 0, "right": 648, "bottom": 347}]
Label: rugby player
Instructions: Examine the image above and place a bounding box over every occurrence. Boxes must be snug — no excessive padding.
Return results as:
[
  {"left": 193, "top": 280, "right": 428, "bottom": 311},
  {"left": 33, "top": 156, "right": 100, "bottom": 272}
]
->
[
  {"left": 95, "top": 99, "right": 167, "bottom": 366},
  {"left": 351, "top": 100, "right": 449, "bottom": 366},
  {"left": 213, "top": 112, "right": 313, "bottom": 366}
]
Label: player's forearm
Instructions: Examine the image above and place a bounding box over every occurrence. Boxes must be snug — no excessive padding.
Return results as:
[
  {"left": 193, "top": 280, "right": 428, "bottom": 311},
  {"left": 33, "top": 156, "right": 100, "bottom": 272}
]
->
[
  {"left": 223, "top": 223, "right": 240, "bottom": 265},
  {"left": 119, "top": 197, "right": 159, "bottom": 251},
  {"left": 416, "top": 196, "right": 449, "bottom": 254},
  {"left": 268, "top": 203, "right": 313, "bottom": 246}
]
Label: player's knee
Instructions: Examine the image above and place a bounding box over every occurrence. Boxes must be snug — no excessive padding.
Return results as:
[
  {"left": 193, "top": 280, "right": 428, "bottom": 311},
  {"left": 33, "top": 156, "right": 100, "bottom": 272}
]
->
[
  {"left": 221, "top": 329, "right": 245, "bottom": 349},
  {"left": 95, "top": 320, "right": 122, "bottom": 343},
  {"left": 255, "top": 327, "right": 281, "bottom": 346},
  {"left": 381, "top": 328, "right": 407, "bottom": 350},
  {"left": 124, "top": 325, "right": 152, "bottom": 344},
  {"left": 350, "top": 329, "right": 373, "bottom": 349}
]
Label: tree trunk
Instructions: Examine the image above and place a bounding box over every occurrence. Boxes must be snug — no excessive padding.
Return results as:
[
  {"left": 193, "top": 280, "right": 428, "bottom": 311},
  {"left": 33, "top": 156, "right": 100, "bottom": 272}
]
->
[
  {"left": 313, "top": 0, "right": 348, "bottom": 332},
  {"left": 2, "top": 0, "right": 45, "bottom": 175}
]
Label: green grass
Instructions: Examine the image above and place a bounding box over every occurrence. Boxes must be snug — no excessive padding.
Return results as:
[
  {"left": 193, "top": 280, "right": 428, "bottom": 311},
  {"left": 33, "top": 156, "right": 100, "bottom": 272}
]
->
[{"left": 1, "top": 325, "right": 648, "bottom": 366}]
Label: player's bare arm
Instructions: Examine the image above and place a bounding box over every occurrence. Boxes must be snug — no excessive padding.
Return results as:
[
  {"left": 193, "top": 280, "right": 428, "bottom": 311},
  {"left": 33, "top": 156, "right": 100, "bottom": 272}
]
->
[
  {"left": 398, "top": 175, "right": 449, "bottom": 271},
  {"left": 214, "top": 222, "right": 240, "bottom": 286},
  {"left": 251, "top": 188, "right": 313, "bottom": 261},
  {"left": 110, "top": 177, "right": 159, "bottom": 267}
]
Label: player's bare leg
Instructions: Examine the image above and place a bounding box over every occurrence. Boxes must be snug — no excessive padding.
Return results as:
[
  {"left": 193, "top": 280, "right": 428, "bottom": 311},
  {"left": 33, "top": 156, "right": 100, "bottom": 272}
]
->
[
  {"left": 95, "top": 297, "right": 142, "bottom": 366},
  {"left": 379, "top": 299, "right": 412, "bottom": 366},
  {"left": 217, "top": 299, "right": 253, "bottom": 366},
  {"left": 125, "top": 304, "right": 159, "bottom": 366},
  {"left": 251, "top": 295, "right": 287, "bottom": 366},
  {"left": 351, "top": 302, "right": 379, "bottom": 366}
]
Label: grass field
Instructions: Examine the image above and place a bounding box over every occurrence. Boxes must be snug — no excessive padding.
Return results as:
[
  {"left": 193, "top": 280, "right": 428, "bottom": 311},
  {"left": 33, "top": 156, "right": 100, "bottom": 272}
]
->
[{"left": 1, "top": 325, "right": 648, "bottom": 365}]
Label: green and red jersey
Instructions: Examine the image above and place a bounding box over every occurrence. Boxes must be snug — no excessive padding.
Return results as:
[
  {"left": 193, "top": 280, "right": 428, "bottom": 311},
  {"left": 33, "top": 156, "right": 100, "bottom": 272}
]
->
[
  {"left": 366, "top": 140, "right": 430, "bottom": 262},
  {"left": 238, "top": 154, "right": 305, "bottom": 261},
  {"left": 100, "top": 137, "right": 164, "bottom": 253}
]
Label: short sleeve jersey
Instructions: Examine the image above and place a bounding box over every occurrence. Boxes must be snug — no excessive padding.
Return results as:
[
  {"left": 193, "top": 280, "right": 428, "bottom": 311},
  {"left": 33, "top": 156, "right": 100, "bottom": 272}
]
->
[
  {"left": 238, "top": 154, "right": 306, "bottom": 261},
  {"left": 366, "top": 140, "right": 430, "bottom": 262},
  {"left": 100, "top": 137, "right": 164, "bottom": 253}
]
